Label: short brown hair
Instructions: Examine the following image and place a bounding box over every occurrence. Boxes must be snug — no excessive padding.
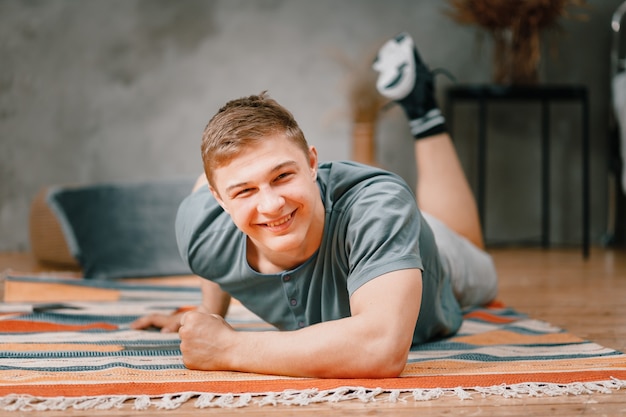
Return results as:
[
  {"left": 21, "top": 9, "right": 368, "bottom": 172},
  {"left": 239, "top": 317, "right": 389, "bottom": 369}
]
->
[{"left": 201, "top": 92, "right": 309, "bottom": 187}]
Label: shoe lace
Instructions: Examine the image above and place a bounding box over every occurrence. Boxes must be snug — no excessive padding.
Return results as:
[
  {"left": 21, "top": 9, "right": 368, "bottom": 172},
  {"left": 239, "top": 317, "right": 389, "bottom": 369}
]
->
[{"left": 432, "top": 68, "right": 457, "bottom": 83}]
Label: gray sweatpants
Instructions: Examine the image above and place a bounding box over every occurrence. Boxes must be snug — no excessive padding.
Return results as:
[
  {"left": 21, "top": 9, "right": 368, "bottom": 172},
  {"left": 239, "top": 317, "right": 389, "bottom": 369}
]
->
[{"left": 422, "top": 212, "right": 499, "bottom": 308}]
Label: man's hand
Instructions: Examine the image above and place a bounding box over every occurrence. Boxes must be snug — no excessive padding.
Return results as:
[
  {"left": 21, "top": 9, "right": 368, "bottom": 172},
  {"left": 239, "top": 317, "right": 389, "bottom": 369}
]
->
[
  {"left": 178, "top": 311, "right": 236, "bottom": 371},
  {"left": 130, "top": 279, "right": 231, "bottom": 333},
  {"left": 130, "top": 310, "right": 188, "bottom": 333}
]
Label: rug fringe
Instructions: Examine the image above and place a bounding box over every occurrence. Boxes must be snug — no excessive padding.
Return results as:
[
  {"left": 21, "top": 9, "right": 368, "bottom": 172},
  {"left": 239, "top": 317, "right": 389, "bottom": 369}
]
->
[{"left": 2, "top": 379, "right": 626, "bottom": 411}]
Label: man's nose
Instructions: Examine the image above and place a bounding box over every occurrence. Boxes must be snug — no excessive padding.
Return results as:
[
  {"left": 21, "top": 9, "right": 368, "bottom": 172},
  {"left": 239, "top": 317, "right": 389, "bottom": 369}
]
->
[{"left": 257, "top": 188, "right": 285, "bottom": 214}]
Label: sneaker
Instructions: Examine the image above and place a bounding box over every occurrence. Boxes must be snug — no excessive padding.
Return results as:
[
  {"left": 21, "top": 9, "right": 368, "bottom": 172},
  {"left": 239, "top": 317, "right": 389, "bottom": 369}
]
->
[{"left": 373, "top": 32, "right": 446, "bottom": 139}]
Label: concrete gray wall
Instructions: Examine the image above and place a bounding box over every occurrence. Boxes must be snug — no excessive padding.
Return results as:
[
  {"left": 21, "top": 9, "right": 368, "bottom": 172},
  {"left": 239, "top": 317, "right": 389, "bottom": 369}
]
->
[{"left": 0, "top": 0, "right": 622, "bottom": 251}]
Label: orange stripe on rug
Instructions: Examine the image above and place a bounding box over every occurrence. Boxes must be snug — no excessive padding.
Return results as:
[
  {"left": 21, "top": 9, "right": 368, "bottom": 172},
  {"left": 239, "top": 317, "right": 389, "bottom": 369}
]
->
[
  {"left": 462, "top": 310, "right": 518, "bottom": 323},
  {"left": 402, "top": 356, "right": 626, "bottom": 375},
  {"left": 0, "top": 343, "right": 124, "bottom": 352},
  {"left": 3, "top": 370, "right": 626, "bottom": 398},
  {"left": 0, "top": 320, "right": 117, "bottom": 332},
  {"left": 3, "top": 281, "right": 120, "bottom": 303}
]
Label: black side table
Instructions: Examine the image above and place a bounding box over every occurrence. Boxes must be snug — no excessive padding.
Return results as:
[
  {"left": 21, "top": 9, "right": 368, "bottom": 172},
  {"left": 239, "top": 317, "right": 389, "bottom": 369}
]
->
[{"left": 445, "top": 84, "right": 590, "bottom": 258}]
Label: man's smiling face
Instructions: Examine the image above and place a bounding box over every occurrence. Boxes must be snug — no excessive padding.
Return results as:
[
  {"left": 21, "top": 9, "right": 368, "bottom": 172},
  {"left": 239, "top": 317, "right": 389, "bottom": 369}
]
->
[{"left": 209, "top": 133, "right": 324, "bottom": 271}]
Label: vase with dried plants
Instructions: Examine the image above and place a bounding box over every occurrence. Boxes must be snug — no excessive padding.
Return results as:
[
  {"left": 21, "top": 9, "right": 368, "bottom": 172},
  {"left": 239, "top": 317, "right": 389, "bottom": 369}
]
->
[{"left": 446, "top": 0, "right": 587, "bottom": 85}]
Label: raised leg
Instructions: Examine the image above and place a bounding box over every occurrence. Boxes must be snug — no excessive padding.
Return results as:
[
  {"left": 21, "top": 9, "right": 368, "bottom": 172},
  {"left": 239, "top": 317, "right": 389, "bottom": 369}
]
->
[
  {"left": 414, "top": 133, "right": 484, "bottom": 249},
  {"left": 373, "top": 32, "right": 484, "bottom": 249}
]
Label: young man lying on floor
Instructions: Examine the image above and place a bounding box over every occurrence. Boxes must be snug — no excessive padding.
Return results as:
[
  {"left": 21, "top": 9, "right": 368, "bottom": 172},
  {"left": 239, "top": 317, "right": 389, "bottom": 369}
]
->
[{"left": 131, "top": 32, "right": 498, "bottom": 378}]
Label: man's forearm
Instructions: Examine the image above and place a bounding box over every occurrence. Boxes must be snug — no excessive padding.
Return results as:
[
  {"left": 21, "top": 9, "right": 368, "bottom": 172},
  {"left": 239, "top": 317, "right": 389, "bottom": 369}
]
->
[{"left": 215, "top": 314, "right": 408, "bottom": 378}]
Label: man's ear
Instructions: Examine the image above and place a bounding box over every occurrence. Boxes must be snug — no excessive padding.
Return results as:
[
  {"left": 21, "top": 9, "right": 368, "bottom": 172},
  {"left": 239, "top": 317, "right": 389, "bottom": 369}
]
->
[
  {"left": 209, "top": 185, "right": 229, "bottom": 214},
  {"left": 308, "top": 145, "right": 319, "bottom": 180}
]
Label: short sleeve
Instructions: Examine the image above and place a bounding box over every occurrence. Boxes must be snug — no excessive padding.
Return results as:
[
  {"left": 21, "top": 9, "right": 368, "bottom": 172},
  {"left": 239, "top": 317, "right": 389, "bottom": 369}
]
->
[{"left": 342, "top": 180, "right": 423, "bottom": 295}]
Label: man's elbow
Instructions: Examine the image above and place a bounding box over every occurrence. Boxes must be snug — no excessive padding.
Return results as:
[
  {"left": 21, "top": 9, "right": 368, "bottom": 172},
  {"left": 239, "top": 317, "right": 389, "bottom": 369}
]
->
[
  {"left": 362, "top": 342, "right": 409, "bottom": 378},
  {"left": 378, "top": 355, "right": 408, "bottom": 378}
]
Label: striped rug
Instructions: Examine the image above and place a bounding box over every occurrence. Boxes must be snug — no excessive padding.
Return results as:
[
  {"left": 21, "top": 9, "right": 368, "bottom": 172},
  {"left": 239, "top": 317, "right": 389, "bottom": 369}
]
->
[{"left": 1, "top": 275, "right": 626, "bottom": 411}]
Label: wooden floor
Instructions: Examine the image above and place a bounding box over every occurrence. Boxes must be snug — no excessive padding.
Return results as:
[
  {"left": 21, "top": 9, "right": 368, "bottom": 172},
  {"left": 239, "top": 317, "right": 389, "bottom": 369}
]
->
[{"left": 1, "top": 247, "right": 626, "bottom": 416}]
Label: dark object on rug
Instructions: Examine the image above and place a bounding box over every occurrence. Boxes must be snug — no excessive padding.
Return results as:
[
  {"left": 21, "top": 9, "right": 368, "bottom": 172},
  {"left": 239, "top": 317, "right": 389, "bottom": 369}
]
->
[{"left": 43, "top": 178, "right": 195, "bottom": 279}]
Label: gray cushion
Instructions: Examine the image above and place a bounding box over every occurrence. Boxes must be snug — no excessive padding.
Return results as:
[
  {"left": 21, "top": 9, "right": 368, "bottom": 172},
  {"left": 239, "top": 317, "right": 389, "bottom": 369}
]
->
[{"left": 46, "top": 178, "right": 195, "bottom": 279}]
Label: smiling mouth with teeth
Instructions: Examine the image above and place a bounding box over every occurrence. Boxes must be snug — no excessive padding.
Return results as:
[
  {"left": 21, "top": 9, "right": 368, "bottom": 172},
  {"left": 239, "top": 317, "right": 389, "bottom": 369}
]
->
[{"left": 265, "top": 213, "right": 293, "bottom": 228}]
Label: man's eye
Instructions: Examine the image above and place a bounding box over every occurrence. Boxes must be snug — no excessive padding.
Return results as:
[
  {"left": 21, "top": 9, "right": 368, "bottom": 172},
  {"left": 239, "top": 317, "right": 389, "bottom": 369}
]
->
[
  {"left": 234, "top": 188, "right": 253, "bottom": 198},
  {"left": 275, "top": 172, "right": 292, "bottom": 181}
]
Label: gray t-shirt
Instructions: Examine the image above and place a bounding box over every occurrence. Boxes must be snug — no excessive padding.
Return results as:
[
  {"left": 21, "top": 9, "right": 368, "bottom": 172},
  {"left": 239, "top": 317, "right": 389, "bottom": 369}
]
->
[{"left": 176, "top": 161, "right": 462, "bottom": 344}]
